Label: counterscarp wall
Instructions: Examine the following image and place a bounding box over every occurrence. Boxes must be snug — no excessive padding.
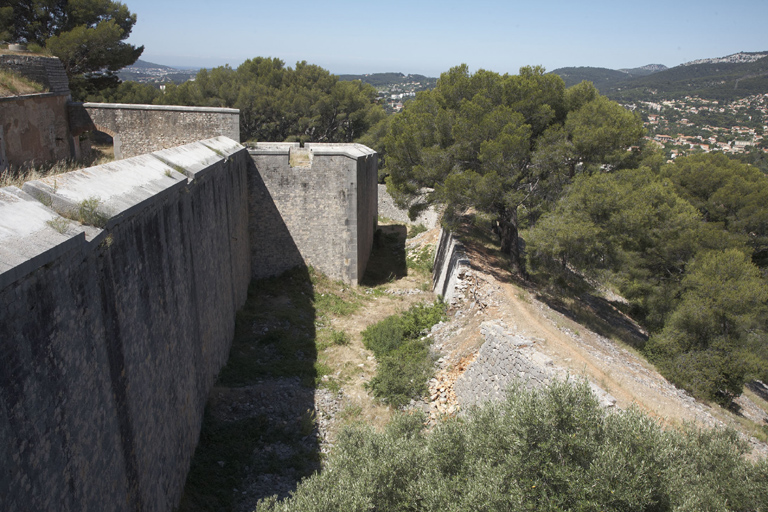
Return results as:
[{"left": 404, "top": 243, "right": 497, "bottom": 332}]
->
[
  {"left": 248, "top": 143, "right": 377, "bottom": 284},
  {"left": 69, "top": 102, "right": 240, "bottom": 159},
  {"left": 0, "top": 137, "right": 251, "bottom": 512},
  {"left": 432, "top": 228, "right": 471, "bottom": 303}
]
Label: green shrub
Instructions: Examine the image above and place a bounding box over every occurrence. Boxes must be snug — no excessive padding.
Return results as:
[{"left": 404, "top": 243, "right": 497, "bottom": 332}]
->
[
  {"left": 256, "top": 380, "right": 768, "bottom": 512},
  {"left": 330, "top": 329, "right": 350, "bottom": 346},
  {"left": 361, "top": 300, "right": 446, "bottom": 405},
  {"left": 406, "top": 245, "right": 435, "bottom": 274},
  {"left": 407, "top": 223, "right": 428, "bottom": 238},
  {"left": 367, "top": 340, "right": 433, "bottom": 407},
  {"left": 399, "top": 300, "right": 446, "bottom": 339},
  {"left": 362, "top": 315, "right": 405, "bottom": 357}
]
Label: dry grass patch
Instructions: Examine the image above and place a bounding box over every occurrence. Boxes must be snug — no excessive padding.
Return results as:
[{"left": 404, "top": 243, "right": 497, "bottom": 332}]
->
[
  {"left": 1, "top": 149, "right": 114, "bottom": 188},
  {"left": 0, "top": 68, "right": 47, "bottom": 97}
]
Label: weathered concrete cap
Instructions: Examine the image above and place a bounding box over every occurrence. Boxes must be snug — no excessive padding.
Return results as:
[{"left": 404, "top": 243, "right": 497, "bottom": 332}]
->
[
  {"left": 80, "top": 102, "right": 239, "bottom": 114},
  {"left": 0, "top": 187, "right": 85, "bottom": 290},
  {"left": 304, "top": 143, "right": 375, "bottom": 158},
  {"left": 248, "top": 142, "right": 300, "bottom": 155},
  {"left": 200, "top": 136, "right": 243, "bottom": 156},
  {"left": 152, "top": 137, "right": 244, "bottom": 179},
  {"left": 22, "top": 153, "right": 186, "bottom": 230}
]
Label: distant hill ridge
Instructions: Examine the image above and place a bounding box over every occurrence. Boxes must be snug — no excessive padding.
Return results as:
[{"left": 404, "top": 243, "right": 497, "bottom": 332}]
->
[
  {"left": 125, "top": 59, "right": 178, "bottom": 71},
  {"left": 550, "top": 50, "right": 768, "bottom": 102},
  {"left": 618, "top": 64, "right": 668, "bottom": 75},
  {"left": 337, "top": 72, "right": 437, "bottom": 88},
  {"left": 682, "top": 51, "right": 767, "bottom": 66}
]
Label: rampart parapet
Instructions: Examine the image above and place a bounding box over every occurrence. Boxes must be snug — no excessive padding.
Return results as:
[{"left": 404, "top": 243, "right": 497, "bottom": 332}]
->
[
  {"left": 70, "top": 102, "right": 241, "bottom": 159},
  {"left": 1, "top": 137, "right": 251, "bottom": 511},
  {"left": 0, "top": 136, "right": 378, "bottom": 511}
]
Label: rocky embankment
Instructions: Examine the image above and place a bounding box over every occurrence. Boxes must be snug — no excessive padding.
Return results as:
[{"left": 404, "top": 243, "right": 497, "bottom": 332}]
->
[{"left": 416, "top": 228, "right": 768, "bottom": 457}]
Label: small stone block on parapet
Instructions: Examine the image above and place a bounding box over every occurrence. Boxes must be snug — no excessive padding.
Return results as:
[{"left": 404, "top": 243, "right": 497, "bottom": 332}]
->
[
  {"left": 0, "top": 187, "right": 85, "bottom": 290},
  {"left": 289, "top": 147, "right": 313, "bottom": 168},
  {"left": 22, "top": 153, "right": 186, "bottom": 230}
]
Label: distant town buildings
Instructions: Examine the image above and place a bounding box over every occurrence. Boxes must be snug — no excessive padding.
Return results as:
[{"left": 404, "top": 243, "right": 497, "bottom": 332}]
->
[{"left": 635, "top": 93, "right": 767, "bottom": 160}]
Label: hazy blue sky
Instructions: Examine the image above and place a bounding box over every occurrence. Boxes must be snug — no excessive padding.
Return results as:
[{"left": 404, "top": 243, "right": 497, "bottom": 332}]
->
[{"left": 126, "top": 0, "right": 768, "bottom": 75}]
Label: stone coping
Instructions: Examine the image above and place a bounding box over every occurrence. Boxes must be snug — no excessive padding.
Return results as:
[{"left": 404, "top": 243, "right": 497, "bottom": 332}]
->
[
  {"left": 248, "top": 142, "right": 374, "bottom": 159},
  {"left": 1, "top": 137, "right": 245, "bottom": 291},
  {"left": 79, "top": 102, "right": 240, "bottom": 114},
  {"left": 153, "top": 136, "right": 244, "bottom": 179},
  {"left": 0, "top": 91, "right": 67, "bottom": 103},
  {"left": 0, "top": 186, "right": 85, "bottom": 290}
]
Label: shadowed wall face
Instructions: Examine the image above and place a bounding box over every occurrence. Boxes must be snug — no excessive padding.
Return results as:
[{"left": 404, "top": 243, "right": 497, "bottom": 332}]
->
[
  {"left": 0, "top": 93, "right": 76, "bottom": 167},
  {"left": 0, "top": 137, "right": 252, "bottom": 512}
]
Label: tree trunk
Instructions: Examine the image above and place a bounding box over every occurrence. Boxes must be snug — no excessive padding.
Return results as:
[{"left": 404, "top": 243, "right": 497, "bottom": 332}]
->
[{"left": 498, "top": 208, "right": 523, "bottom": 274}]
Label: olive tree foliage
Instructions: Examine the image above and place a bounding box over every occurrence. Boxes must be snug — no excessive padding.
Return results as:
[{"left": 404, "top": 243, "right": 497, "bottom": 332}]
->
[
  {"left": 257, "top": 380, "right": 768, "bottom": 512},
  {"left": 0, "top": 0, "right": 144, "bottom": 99},
  {"left": 381, "top": 65, "right": 644, "bottom": 272}
]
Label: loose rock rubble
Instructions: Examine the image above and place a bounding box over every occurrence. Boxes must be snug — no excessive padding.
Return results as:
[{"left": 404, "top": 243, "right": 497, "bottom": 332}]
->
[
  {"left": 208, "top": 379, "right": 344, "bottom": 511},
  {"left": 424, "top": 353, "right": 476, "bottom": 424}
]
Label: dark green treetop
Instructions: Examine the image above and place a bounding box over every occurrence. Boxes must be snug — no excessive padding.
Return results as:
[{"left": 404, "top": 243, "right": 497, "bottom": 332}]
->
[
  {"left": 0, "top": 0, "right": 144, "bottom": 99},
  {"left": 382, "top": 65, "right": 644, "bottom": 271}
]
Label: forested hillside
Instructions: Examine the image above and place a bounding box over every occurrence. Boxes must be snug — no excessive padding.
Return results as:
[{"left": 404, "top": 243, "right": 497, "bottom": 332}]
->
[
  {"left": 362, "top": 63, "right": 768, "bottom": 408},
  {"left": 551, "top": 54, "right": 768, "bottom": 102},
  {"left": 550, "top": 66, "right": 656, "bottom": 89},
  {"left": 527, "top": 153, "right": 768, "bottom": 403},
  {"left": 607, "top": 56, "right": 768, "bottom": 102},
  {"left": 338, "top": 72, "right": 437, "bottom": 90}
]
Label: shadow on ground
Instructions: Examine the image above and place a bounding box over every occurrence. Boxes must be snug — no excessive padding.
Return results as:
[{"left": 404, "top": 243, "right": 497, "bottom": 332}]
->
[
  {"left": 177, "top": 226, "right": 414, "bottom": 511},
  {"left": 177, "top": 266, "right": 319, "bottom": 512},
  {"left": 537, "top": 290, "right": 649, "bottom": 350}
]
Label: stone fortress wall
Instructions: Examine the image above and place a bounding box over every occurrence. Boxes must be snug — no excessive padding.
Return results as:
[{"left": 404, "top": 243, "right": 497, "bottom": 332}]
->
[
  {"left": 249, "top": 143, "right": 377, "bottom": 285},
  {"left": 0, "top": 55, "right": 78, "bottom": 169},
  {"left": 0, "top": 136, "right": 378, "bottom": 511},
  {"left": 1, "top": 137, "right": 251, "bottom": 511},
  {"left": 0, "top": 54, "right": 239, "bottom": 169},
  {"left": 0, "top": 92, "right": 76, "bottom": 168},
  {"left": 71, "top": 102, "right": 241, "bottom": 159}
]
